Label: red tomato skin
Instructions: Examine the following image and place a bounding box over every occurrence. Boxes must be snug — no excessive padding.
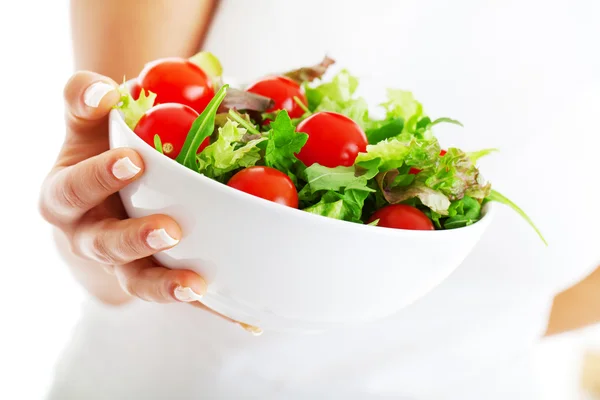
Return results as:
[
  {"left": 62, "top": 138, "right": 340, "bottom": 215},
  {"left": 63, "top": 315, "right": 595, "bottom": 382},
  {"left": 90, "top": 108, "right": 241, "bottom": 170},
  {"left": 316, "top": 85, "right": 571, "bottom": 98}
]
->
[
  {"left": 295, "top": 112, "right": 368, "bottom": 168},
  {"left": 130, "top": 81, "right": 142, "bottom": 100},
  {"left": 134, "top": 104, "right": 209, "bottom": 159},
  {"left": 138, "top": 58, "right": 215, "bottom": 114},
  {"left": 368, "top": 204, "right": 435, "bottom": 231},
  {"left": 227, "top": 166, "right": 299, "bottom": 208},
  {"left": 409, "top": 150, "right": 448, "bottom": 175},
  {"left": 246, "top": 76, "right": 307, "bottom": 119}
]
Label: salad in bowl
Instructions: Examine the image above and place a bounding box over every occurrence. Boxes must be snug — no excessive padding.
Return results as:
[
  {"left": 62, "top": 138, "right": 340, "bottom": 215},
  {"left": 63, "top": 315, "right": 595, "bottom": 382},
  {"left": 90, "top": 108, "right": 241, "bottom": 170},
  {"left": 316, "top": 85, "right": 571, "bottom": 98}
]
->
[{"left": 108, "top": 53, "right": 544, "bottom": 331}]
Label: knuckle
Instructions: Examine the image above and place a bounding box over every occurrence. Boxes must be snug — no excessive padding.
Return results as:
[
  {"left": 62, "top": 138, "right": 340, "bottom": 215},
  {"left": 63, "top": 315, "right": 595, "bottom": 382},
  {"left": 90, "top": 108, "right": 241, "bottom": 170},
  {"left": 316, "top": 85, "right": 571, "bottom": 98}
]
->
[
  {"left": 60, "top": 176, "right": 89, "bottom": 211},
  {"left": 92, "top": 162, "right": 116, "bottom": 193},
  {"left": 91, "top": 231, "right": 122, "bottom": 265}
]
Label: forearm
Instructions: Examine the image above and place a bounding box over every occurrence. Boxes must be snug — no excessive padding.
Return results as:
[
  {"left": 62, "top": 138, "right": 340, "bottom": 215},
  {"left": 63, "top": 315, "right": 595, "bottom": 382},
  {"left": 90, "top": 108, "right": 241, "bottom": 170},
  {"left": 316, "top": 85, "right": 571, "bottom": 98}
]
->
[
  {"left": 546, "top": 266, "right": 600, "bottom": 335},
  {"left": 70, "top": 0, "right": 216, "bottom": 81},
  {"left": 64, "top": 0, "right": 215, "bottom": 304}
]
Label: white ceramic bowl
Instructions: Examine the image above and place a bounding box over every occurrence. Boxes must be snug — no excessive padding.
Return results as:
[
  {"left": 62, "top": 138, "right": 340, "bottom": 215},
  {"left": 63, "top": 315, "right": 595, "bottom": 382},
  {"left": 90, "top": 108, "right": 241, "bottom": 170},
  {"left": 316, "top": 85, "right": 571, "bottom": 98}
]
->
[{"left": 108, "top": 105, "right": 494, "bottom": 332}]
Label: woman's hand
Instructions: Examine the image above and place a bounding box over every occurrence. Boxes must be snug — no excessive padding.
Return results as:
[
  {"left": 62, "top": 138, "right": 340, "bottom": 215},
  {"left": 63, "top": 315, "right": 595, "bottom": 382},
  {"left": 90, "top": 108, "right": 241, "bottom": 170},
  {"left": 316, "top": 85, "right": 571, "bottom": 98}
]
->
[{"left": 39, "top": 71, "right": 209, "bottom": 306}]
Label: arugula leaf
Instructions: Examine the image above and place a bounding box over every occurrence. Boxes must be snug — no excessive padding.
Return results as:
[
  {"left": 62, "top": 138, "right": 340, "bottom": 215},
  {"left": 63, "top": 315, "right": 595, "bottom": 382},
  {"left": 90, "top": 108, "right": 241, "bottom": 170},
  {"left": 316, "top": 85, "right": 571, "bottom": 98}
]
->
[
  {"left": 264, "top": 110, "right": 308, "bottom": 176},
  {"left": 176, "top": 85, "right": 228, "bottom": 170},
  {"left": 303, "top": 189, "right": 369, "bottom": 223},
  {"left": 429, "top": 117, "right": 464, "bottom": 128},
  {"left": 443, "top": 196, "right": 481, "bottom": 229},
  {"left": 302, "top": 164, "right": 375, "bottom": 194},
  {"left": 153, "top": 134, "right": 164, "bottom": 154},
  {"left": 467, "top": 148, "right": 499, "bottom": 164},
  {"left": 487, "top": 190, "right": 547, "bottom": 245},
  {"left": 115, "top": 85, "right": 156, "bottom": 130},
  {"left": 197, "top": 120, "right": 267, "bottom": 182},
  {"left": 376, "top": 170, "right": 451, "bottom": 214}
]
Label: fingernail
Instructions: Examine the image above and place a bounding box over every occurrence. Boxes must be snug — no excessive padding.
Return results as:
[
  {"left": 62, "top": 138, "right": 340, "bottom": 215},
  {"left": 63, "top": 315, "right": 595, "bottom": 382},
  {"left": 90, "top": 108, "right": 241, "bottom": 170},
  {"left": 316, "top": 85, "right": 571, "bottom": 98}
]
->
[
  {"left": 146, "top": 228, "right": 179, "bottom": 250},
  {"left": 84, "top": 81, "right": 116, "bottom": 107},
  {"left": 238, "top": 322, "right": 263, "bottom": 336},
  {"left": 174, "top": 286, "right": 203, "bottom": 302},
  {"left": 112, "top": 157, "right": 141, "bottom": 180}
]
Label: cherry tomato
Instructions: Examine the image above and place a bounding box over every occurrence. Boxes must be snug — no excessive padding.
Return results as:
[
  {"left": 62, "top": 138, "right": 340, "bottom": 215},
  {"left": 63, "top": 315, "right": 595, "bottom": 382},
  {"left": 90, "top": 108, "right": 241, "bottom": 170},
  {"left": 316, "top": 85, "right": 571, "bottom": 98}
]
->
[
  {"left": 409, "top": 149, "right": 448, "bottom": 175},
  {"left": 138, "top": 58, "right": 215, "bottom": 114},
  {"left": 245, "top": 76, "right": 307, "bottom": 119},
  {"left": 130, "top": 81, "right": 142, "bottom": 100},
  {"left": 368, "top": 204, "right": 435, "bottom": 231},
  {"left": 227, "top": 166, "right": 299, "bottom": 208},
  {"left": 134, "top": 104, "right": 209, "bottom": 159},
  {"left": 295, "top": 112, "right": 368, "bottom": 168}
]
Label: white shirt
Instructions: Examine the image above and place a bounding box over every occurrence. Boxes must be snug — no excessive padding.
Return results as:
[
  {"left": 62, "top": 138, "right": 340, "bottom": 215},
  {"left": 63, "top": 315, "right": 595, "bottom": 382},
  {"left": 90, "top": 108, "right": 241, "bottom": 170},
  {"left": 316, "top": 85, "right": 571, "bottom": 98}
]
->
[{"left": 48, "top": 1, "right": 600, "bottom": 399}]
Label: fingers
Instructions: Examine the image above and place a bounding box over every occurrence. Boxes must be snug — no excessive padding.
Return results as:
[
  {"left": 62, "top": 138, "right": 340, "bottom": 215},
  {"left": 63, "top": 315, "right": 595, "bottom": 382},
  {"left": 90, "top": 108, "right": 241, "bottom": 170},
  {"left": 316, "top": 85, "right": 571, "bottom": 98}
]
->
[
  {"left": 63, "top": 71, "right": 120, "bottom": 138},
  {"left": 113, "top": 259, "right": 207, "bottom": 304},
  {"left": 40, "top": 147, "right": 143, "bottom": 224},
  {"left": 72, "top": 214, "right": 180, "bottom": 265}
]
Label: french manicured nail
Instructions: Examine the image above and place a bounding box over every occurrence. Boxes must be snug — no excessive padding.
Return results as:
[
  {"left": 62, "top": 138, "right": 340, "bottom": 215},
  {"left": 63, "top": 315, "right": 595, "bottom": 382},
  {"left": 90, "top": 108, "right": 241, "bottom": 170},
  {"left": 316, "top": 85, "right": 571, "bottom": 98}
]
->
[
  {"left": 146, "top": 228, "right": 179, "bottom": 250},
  {"left": 84, "top": 81, "right": 115, "bottom": 107},
  {"left": 238, "top": 322, "right": 263, "bottom": 336},
  {"left": 174, "top": 286, "right": 203, "bottom": 302},
  {"left": 112, "top": 157, "right": 141, "bottom": 180}
]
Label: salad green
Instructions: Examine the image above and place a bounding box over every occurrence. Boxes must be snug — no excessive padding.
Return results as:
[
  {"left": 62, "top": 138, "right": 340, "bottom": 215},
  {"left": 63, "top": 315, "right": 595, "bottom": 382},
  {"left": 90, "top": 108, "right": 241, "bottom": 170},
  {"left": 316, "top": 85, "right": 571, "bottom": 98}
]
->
[{"left": 116, "top": 54, "right": 546, "bottom": 244}]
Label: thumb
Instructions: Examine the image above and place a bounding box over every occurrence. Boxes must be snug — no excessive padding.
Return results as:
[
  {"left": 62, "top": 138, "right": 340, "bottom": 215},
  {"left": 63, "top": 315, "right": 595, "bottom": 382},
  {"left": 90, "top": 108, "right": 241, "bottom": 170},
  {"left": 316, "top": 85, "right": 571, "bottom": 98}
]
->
[{"left": 63, "top": 71, "right": 120, "bottom": 138}]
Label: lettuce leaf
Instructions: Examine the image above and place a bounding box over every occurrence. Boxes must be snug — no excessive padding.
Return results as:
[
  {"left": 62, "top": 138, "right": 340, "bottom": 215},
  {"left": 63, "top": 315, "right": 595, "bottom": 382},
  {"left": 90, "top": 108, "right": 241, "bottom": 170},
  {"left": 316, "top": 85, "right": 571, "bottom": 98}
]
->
[
  {"left": 443, "top": 196, "right": 482, "bottom": 229},
  {"left": 115, "top": 85, "right": 156, "bottom": 130},
  {"left": 301, "top": 164, "right": 376, "bottom": 194},
  {"left": 197, "top": 120, "right": 266, "bottom": 182},
  {"left": 264, "top": 110, "right": 308, "bottom": 178},
  {"left": 381, "top": 89, "right": 424, "bottom": 133},
  {"left": 355, "top": 134, "right": 441, "bottom": 176},
  {"left": 423, "top": 148, "right": 491, "bottom": 201},
  {"left": 303, "top": 189, "right": 369, "bottom": 223},
  {"left": 376, "top": 170, "right": 451, "bottom": 214},
  {"left": 467, "top": 148, "right": 499, "bottom": 164},
  {"left": 305, "top": 69, "right": 359, "bottom": 110}
]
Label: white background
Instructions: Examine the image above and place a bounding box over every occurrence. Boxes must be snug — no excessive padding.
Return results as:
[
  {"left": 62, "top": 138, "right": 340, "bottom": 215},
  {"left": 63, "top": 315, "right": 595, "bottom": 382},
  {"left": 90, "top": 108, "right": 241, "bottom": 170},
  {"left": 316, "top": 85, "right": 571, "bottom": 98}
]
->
[{"left": 0, "top": 1, "right": 598, "bottom": 399}]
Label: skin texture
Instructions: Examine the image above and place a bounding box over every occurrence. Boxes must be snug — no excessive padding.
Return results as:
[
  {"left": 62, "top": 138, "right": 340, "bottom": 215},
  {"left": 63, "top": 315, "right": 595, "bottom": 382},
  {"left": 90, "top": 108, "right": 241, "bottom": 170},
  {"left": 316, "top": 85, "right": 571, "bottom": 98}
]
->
[{"left": 44, "top": 0, "right": 598, "bottom": 337}]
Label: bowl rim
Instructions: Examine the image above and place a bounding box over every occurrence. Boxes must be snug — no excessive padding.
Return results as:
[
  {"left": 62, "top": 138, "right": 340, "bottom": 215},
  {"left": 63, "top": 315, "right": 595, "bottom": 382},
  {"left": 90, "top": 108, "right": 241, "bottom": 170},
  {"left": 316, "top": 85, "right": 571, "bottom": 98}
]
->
[{"left": 110, "top": 102, "right": 495, "bottom": 238}]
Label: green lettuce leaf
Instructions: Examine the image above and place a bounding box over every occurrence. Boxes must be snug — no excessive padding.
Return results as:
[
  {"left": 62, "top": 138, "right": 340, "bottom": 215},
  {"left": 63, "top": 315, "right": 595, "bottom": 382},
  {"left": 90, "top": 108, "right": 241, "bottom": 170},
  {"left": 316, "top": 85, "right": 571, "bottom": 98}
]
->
[
  {"left": 305, "top": 69, "right": 359, "bottom": 110},
  {"left": 303, "top": 189, "right": 369, "bottom": 223},
  {"left": 264, "top": 110, "right": 308, "bottom": 177},
  {"left": 302, "top": 164, "right": 376, "bottom": 194},
  {"left": 355, "top": 134, "right": 441, "bottom": 176},
  {"left": 197, "top": 120, "right": 267, "bottom": 182},
  {"left": 443, "top": 196, "right": 482, "bottom": 229},
  {"left": 115, "top": 85, "right": 156, "bottom": 130},
  {"left": 423, "top": 148, "right": 491, "bottom": 201},
  {"left": 467, "top": 148, "right": 499, "bottom": 164},
  {"left": 189, "top": 51, "right": 223, "bottom": 86},
  {"left": 381, "top": 89, "right": 424, "bottom": 132}
]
